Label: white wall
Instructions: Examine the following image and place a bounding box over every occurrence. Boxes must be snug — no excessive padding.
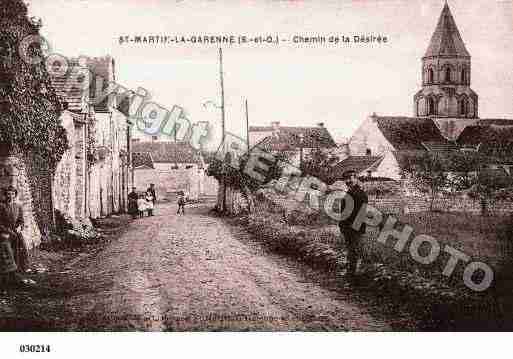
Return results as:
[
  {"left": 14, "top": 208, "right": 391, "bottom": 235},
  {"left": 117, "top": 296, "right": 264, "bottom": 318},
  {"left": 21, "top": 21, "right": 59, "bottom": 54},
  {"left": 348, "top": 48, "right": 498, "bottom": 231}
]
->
[
  {"left": 373, "top": 150, "right": 402, "bottom": 180},
  {"left": 53, "top": 111, "right": 77, "bottom": 219},
  {"left": 349, "top": 116, "right": 395, "bottom": 156}
]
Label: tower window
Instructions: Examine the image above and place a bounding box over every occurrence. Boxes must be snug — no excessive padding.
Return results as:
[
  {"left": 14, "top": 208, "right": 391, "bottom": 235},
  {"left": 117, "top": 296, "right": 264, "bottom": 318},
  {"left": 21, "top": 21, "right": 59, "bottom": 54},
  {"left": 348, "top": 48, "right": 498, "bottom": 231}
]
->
[
  {"left": 459, "top": 98, "right": 467, "bottom": 116},
  {"left": 428, "top": 97, "right": 436, "bottom": 116},
  {"left": 427, "top": 68, "right": 434, "bottom": 84},
  {"left": 444, "top": 67, "right": 451, "bottom": 83},
  {"left": 461, "top": 68, "right": 467, "bottom": 84}
]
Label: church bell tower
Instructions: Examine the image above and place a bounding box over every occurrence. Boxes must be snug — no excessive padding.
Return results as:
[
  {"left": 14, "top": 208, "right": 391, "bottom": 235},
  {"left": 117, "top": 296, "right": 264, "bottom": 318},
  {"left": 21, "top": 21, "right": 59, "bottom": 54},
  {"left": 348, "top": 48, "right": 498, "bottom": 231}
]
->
[{"left": 414, "top": 3, "right": 478, "bottom": 118}]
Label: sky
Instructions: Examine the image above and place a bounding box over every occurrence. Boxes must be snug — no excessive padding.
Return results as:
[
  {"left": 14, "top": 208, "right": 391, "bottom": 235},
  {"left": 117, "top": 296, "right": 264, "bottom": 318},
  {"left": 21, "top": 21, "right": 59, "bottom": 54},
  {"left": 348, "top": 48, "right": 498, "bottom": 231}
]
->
[{"left": 28, "top": 0, "right": 513, "bottom": 149}]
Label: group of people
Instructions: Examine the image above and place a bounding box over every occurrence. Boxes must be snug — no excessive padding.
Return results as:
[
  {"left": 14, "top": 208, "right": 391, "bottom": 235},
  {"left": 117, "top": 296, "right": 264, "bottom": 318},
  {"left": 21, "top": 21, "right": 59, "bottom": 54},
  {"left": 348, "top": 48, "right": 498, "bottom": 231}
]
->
[
  {"left": 128, "top": 184, "right": 157, "bottom": 219},
  {"left": 0, "top": 172, "right": 367, "bottom": 288}
]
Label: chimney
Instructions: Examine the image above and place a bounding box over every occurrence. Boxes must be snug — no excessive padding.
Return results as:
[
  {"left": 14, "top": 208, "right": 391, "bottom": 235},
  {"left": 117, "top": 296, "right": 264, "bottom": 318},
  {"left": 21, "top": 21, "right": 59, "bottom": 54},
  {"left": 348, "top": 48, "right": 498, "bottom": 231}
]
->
[{"left": 271, "top": 121, "right": 280, "bottom": 131}]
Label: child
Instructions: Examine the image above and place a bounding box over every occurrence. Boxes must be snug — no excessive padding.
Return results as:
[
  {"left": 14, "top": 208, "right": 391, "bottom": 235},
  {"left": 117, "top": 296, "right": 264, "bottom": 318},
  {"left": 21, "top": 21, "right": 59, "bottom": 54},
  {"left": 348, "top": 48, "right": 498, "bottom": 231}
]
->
[
  {"left": 177, "top": 191, "right": 185, "bottom": 215},
  {"left": 137, "top": 193, "right": 147, "bottom": 218},
  {"left": 145, "top": 190, "right": 154, "bottom": 216}
]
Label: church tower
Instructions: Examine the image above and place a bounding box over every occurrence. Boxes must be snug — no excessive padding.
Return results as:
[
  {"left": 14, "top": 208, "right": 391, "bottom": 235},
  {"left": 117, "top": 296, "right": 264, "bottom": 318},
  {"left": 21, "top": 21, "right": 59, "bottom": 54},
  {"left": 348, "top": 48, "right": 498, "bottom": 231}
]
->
[{"left": 414, "top": 3, "right": 478, "bottom": 118}]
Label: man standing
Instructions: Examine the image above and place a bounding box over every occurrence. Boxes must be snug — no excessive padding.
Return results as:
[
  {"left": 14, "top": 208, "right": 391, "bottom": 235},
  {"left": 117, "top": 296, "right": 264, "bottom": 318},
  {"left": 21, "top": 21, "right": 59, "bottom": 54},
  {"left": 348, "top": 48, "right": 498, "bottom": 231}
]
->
[
  {"left": 339, "top": 170, "right": 368, "bottom": 280},
  {"left": 0, "top": 186, "right": 30, "bottom": 283}
]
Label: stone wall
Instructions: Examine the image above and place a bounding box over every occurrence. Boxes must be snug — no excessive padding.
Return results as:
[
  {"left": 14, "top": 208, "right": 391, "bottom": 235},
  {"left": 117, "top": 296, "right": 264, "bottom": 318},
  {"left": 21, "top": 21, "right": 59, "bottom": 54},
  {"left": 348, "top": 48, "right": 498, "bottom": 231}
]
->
[
  {"left": 368, "top": 193, "right": 513, "bottom": 216},
  {"left": 53, "top": 112, "right": 76, "bottom": 220},
  {"left": 134, "top": 164, "right": 208, "bottom": 200},
  {"left": 75, "top": 121, "right": 87, "bottom": 219},
  {"left": 89, "top": 160, "right": 111, "bottom": 218},
  {"left": 24, "top": 154, "right": 54, "bottom": 237},
  {"left": 0, "top": 152, "right": 42, "bottom": 249}
]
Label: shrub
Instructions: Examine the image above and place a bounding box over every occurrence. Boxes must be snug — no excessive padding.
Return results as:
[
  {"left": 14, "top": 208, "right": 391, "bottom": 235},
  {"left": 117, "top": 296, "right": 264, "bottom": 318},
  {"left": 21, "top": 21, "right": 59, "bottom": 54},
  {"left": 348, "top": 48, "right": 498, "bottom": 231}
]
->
[{"left": 0, "top": 0, "right": 68, "bottom": 165}]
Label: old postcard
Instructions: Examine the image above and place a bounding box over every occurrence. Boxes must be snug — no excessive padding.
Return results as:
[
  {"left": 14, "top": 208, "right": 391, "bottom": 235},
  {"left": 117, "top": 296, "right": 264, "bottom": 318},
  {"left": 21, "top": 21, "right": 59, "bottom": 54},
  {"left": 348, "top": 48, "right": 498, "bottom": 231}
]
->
[{"left": 1, "top": 0, "right": 513, "bottom": 351}]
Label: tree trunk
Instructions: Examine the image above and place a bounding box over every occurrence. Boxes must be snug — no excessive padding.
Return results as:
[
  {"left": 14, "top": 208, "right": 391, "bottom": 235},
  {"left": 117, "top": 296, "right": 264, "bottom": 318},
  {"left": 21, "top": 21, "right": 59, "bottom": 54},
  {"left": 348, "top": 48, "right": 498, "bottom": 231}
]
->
[
  {"left": 429, "top": 187, "right": 436, "bottom": 212},
  {"left": 240, "top": 183, "right": 254, "bottom": 214}
]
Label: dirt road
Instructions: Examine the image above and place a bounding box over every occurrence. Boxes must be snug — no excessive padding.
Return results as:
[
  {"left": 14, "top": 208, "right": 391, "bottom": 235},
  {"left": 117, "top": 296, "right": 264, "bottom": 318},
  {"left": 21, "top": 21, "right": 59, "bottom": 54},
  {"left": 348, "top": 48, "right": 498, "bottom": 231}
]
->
[{"left": 2, "top": 201, "right": 415, "bottom": 331}]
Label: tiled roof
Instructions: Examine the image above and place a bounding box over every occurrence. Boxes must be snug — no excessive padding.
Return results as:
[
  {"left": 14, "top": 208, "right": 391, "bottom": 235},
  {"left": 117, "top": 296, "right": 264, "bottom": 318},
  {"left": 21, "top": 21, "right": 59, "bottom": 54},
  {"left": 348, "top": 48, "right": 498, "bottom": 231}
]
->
[
  {"left": 49, "top": 64, "right": 89, "bottom": 112},
  {"left": 49, "top": 56, "right": 116, "bottom": 113},
  {"left": 476, "top": 119, "right": 513, "bottom": 126},
  {"left": 252, "top": 125, "right": 336, "bottom": 151},
  {"left": 249, "top": 126, "right": 275, "bottom": 132},
  {"left": 424, "top": 3, "right": 470, "bottom": 58},
  {"left": 131, "top": 141, "right": 203, "bottom": 165},
  {"left": 421, "top": 141, "right": 460, "bottom": 152},
  {"left": 457, "top": 125, "right": 513, "bottom": 163},
  {"left": 374, "top": 116, "right": 452, "bottom": 151},
  {"left": 330, "top": 155, "right": 383, "bottom": 180},
  {"left": 132, "top": 152, "right": 155, "bottom": 169}
]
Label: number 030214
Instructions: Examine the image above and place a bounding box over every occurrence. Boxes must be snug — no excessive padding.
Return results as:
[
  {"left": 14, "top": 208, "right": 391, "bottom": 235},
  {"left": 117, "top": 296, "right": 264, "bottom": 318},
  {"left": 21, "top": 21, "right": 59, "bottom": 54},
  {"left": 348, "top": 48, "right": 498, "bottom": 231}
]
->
[{"left": 19, "top": 345, "right": 51, "bottom": 353}]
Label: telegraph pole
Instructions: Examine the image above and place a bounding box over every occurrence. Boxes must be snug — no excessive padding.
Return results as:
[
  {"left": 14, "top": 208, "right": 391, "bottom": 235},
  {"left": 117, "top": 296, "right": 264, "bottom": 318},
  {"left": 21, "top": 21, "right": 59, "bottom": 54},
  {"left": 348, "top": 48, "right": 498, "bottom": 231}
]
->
[
  {"left": 220, "top": 48, "right": 226, "bottom": 148},
  {"left": 245, "top": 99, "right": 249, "bottom": 150},
  {"left": 219, "top": 48, "right": 227, "bottom": 212}
]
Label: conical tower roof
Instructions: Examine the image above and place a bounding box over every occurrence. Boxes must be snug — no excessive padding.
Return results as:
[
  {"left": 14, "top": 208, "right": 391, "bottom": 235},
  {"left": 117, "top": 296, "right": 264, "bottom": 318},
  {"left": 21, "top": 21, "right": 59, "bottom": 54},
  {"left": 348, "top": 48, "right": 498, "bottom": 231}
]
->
[{"left": 424, "top": 3, "right": 470, "bottom": 58}]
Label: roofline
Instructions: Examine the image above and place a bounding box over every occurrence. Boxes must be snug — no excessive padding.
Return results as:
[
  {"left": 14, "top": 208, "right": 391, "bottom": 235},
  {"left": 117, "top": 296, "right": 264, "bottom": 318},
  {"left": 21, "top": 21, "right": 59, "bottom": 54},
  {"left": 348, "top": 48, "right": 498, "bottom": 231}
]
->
[
  {"left": 422, "top": 55, "right": 470, "bottom": 60},
  {"left": 153, "top": 160, "right": 200, "bottom": 164},
  {"left": 249, "top": 125, "right": 328, "bottom": 130}
]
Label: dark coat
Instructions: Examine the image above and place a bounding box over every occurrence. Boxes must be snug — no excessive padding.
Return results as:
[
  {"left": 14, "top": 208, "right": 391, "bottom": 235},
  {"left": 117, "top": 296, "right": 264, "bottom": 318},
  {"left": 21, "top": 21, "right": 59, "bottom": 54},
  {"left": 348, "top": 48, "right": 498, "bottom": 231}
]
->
[
  {"left": 128, "top": 191, "right": 139, "bottom": 214},
  {"left": 0, "top": 200, "right": 24, "bottom": 235},
  {"left": 339, "top": 184, "right": 368, "bottom": 234},
  {"left": 147, "top": 187, "right": 157, "bottom": 203}
]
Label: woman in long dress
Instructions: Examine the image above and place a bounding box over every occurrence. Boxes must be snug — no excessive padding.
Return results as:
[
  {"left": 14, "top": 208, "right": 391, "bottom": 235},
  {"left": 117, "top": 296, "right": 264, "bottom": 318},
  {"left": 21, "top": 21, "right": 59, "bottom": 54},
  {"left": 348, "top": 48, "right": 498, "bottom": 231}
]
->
[{"left": 128, "top": 187, "right": 139, "bottom": 219}]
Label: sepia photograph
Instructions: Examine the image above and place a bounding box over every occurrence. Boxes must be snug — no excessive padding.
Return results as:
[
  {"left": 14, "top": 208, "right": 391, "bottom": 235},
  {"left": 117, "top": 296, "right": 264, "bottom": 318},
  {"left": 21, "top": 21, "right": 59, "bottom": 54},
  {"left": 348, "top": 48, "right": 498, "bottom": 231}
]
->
[{"left": 0, "top": 0, "right": 512, "bottom": 356}]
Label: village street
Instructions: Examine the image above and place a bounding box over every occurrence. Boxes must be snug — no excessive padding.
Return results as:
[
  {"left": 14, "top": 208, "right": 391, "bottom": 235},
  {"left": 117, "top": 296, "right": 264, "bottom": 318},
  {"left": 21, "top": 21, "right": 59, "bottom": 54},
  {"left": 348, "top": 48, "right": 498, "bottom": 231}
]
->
[{"left": 1, "top": 200, "right": 421, "bottom": 331}]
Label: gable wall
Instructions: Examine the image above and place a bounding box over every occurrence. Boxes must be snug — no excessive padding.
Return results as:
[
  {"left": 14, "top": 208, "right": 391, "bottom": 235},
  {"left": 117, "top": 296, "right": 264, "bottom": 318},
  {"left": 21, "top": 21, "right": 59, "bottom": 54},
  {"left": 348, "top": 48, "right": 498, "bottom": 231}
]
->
[
  {"left": 372, "top": 150, "right": 402, "bottom": 180},
  {"left": 349, "top": 116, "right": 395, "bottom": 156}
]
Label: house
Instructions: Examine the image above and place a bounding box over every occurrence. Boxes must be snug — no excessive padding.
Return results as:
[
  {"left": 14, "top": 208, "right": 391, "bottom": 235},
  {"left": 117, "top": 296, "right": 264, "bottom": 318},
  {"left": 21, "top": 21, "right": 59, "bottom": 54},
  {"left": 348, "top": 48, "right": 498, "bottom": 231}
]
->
[
  {"left": 85, "top": 56, "right": 130, "bottom": 218},
  {"left": 50, "top": 55, "right": 130, "bottom": 220},
  {"left": 131, "top": 152, "right": 155, "bottom": 192},
  {"left": 330, "top": 154, "right": 384, "bottom": 182},
  {"left": 249, "top": 122, "right": 337, "bottom": 167},
  {"left": 50, "top": 60, "right": 90, "bottom": 221},
  {"left": 131, "top": 141, "right": 209, "bottom": 200},
  {"left": 345, "top": 3, "right": 513, "bottom": 183}
]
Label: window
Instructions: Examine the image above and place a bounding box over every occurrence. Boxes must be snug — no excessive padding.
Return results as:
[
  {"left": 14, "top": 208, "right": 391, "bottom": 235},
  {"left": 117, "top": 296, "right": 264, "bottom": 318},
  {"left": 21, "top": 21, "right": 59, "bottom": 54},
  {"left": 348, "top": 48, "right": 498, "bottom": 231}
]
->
[
  {"left": 427, "top": 68, "right": 434, "bottom": 83},
  {"left": 428, "top": 97, "right": 436, "bottom": 115},
  {"left": 152, "top": 135, "right": 158, "bottom": 141},
  {"left": 366, "top": 148, "right": 372, "bottom": 156},
  {"left": 461, "top": 68, "right": 467, "bottom": 84},
  {"left": 445, "top": 67, "right": 451, "bottom": 83},
  {"left": 185, "top": 165, "right": 193, "bottom": 169},
  {"left": 459, "top": 98, "right": 467, "bottom": 116}
]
